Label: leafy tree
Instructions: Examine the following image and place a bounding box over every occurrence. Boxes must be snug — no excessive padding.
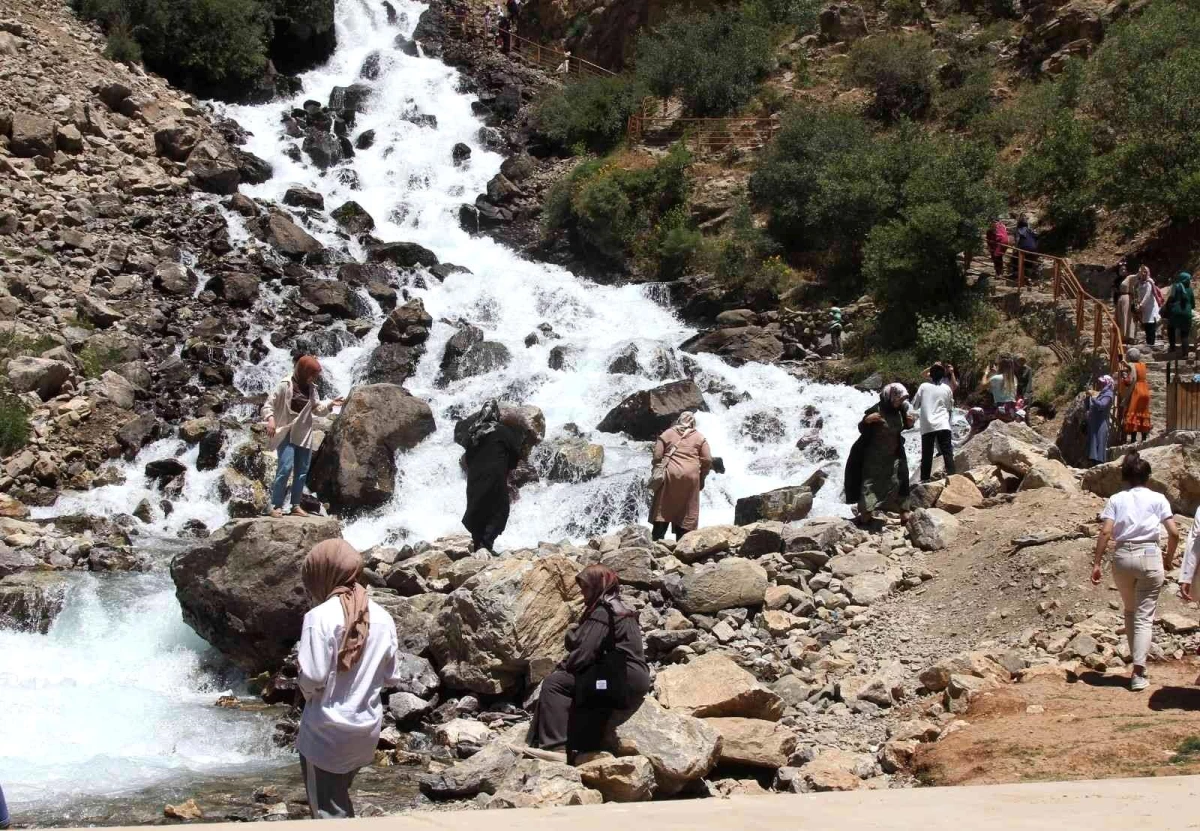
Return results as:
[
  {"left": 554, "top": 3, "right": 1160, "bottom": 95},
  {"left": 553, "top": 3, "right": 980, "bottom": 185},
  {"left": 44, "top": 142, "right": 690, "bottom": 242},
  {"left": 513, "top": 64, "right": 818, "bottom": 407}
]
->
[
  {"left": 845, "top": 33, "right": 938, "bottom": 122},
  {"left": 535, "top": 74, "right": 647, "bottom": 154}
]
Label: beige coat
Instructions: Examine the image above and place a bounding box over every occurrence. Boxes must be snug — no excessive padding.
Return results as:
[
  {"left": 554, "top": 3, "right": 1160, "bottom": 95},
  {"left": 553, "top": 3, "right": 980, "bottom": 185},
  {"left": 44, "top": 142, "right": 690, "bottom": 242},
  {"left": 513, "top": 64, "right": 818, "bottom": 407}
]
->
[
  {"left": 650, "top": 427, "right": 712, "bottom": 531},
  {"left": 262, "top": 377, "right": 334, "bottom": 451}
]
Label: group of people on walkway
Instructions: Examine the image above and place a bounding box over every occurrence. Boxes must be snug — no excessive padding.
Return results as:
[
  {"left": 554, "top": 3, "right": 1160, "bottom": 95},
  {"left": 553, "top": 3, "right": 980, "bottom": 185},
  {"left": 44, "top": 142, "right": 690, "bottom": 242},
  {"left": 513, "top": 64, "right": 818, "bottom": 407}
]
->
[
  {"left": 1081, "top": 347, "right": 1154, "bottom": 468},
  {"left": 983, "top": 215, "right": 1039, "bottom": 290},
  {"left": 1113, "top": 264, "right": 1195, "bottom": 356}
]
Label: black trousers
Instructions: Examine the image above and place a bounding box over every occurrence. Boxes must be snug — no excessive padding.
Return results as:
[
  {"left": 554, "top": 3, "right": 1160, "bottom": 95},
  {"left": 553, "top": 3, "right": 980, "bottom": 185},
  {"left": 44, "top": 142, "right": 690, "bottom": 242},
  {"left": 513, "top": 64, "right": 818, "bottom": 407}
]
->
[
  {"left": 529, "top": 668, "right": 650, "bottom": 757},
  {"left": 920, "top": 430, "right": 955, "bottom": 482},
  {"left": 1144, "top": 322, "right": 1157, "bottom": 347},
  {"left": 991, "top": 254, "right": 1004, "bottom": 277},
  {"left": 1169, "top": 323, "right": 1191, "bottom": 356},
  {"left": 651, "top": 521, "right": 685, "bottom": 541}
]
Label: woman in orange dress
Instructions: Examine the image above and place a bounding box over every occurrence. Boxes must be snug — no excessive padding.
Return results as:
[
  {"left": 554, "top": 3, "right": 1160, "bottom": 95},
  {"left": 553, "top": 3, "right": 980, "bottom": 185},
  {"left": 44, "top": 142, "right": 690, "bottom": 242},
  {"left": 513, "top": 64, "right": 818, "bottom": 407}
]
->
[{"left": 1119, "top": 347, "right": 1152, "bottom": 443}]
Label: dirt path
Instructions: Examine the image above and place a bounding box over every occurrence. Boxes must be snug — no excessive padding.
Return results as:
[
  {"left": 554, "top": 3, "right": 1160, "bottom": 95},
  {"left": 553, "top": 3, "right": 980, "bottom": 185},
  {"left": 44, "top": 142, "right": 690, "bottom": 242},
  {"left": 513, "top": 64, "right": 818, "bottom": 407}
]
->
[{"left": 916, "top": 658, "right": 1200, "bottom": 785}]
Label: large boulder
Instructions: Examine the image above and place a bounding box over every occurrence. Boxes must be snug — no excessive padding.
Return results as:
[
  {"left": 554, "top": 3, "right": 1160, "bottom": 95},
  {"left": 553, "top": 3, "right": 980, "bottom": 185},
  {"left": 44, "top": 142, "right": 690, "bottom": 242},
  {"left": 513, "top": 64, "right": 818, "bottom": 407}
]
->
[
  {"left": 673, "top": 525, "right": 748, "bottom": 563},
  {"left": 608, "top": 697, "right": 721, "bottom": 796},
  {"left": 263, "top": 212, "right": 323, "bottom": 260},
  {"left": 438, "top": 325, "right": 511, "bottom": 385},
  {"left": 487, "top": 759, "right": 602, "bottom": 808},
  {"left": 308, "top": 385, "right": 436, "bottom": 512},
  {"left": 169, "top": 516, "right": 342, "bottom": 672},
  {"left": 1082, "top": 443, "right": 1200, "bottom": 514},
  {"left": 154, "top": 261, "right": 197, "bottom": 296},
  {"left": 705, "top": 718, "right": 797, "bottom": 768},
  {"left": 429, "top": 555, "right": 582, "bottom": 695},
  {"left": 371, "top": 591, "right": 445, "bottom": 656},
  {"left": 186, "top": 139, "right": 240, "bottom": 195},
  {"left": 0, "top": 572, "right": 68, "bottom": 633},
  {"left": 680, "top": 326, "right": 783, "bottom": 365},
  {"left": 419, "top": 727, "right": 523, "bottom": 798},
  {"left": 367, "top": 241, "right": 440, "bottom": 270},
  {"left": 669, "top": 558, "right": 768, "bottom": 614},
  {"left": 378, "top": 298, "right": 432, "bottom": 345},
  {"left": 734, "top": 485, "right": 814, "bottom": 526},
  {"left": 366, "top": 343, "right": 422, "bottom": 385},
  {"left": 536, "top": 435, "right": 604, "bottom": 483},
  {"left": 299, "top": 279, "right": 369, "bottom": 318},
  {"left": 596, "top": 381, "right": 708, "bottom": 441},
  {"left": 654, "top": 652, "right": 784, "bottom": 720},
  {"left": 937, "top": 475, "right": 983, "bottom": 513},
  {"left": 906, "top": 508, "right": 960, "bottom": 551},
  {"left": 10, "top": 113, "right": 57, "bottom": 158},
  {"left": 331, "top": 201, "right": 376, "bottom": 235},
  {"left": 955, "top": 418, "right": 1057, "bottom": 473},
  {"left": 1055, "top": 391, "right": 1090, "bottom": 468},
  {"left": 7, "top": 357, "right": 71, "bottom": 400},
  {"left": 576, "top": 754, "right": 657, "bottom": 802}
]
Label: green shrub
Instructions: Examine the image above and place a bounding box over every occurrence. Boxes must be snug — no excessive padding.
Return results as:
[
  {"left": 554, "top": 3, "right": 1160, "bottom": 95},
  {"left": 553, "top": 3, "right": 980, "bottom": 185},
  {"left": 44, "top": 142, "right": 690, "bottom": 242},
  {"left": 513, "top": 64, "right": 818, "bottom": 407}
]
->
[
  {"left": 746, "top": 0, "right": 820, "bottom": 28},
  {"left": 635, "top": 4, "right": 776, "bottom": 116},
  {"left": 937, "top": 62, "right": 994, "bottom": 130},
  {"left": 884, "top": 0, "right": 926, "bottom": 25},
  {"left": 0, "top": 332, "right": 60, "bottom": 359},
  {"left": 104, "top": 20, "right": 142, "bottom": 63},
  {"left": 0, "top": 395, "right": 30, "bottom": 456},
  {"left": 845, "top": 33, "right": 938, "bottom": 122},
  {"left": 915, "top": 314, "right": 976, "bottom": 370},
  {"left": 654, "top": 207, "right": 702, "bottom": 280},
  {"left": 544, "top": 145, "right": 696, "bottom": 271},
  {"left": 534, "top": 74, "right": 647, "bottom": 154},
  {"left": 79, "top": 344, "right": 126, "bottom": 379}
]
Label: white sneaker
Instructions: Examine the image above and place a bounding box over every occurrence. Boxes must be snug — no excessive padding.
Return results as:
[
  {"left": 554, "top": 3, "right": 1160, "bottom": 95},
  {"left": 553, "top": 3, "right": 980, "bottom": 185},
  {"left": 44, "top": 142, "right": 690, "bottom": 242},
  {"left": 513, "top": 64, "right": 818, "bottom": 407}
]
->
[{"left": 1130, "top": 674, "right": 1149, "bottom": 692}]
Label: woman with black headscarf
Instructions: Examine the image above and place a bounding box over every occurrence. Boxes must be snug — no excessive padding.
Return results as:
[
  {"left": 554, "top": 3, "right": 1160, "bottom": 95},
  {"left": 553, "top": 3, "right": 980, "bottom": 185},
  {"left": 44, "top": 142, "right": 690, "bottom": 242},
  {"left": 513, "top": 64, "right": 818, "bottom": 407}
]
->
[
  {"left": 525, "top": 564, "right": 650, "bottom": 763},
  {"left": 462, "top": 401, "right": 528, "bottom": 552},
  {"left": 844, "top": 382, "right": 914, "bottom": 525}
]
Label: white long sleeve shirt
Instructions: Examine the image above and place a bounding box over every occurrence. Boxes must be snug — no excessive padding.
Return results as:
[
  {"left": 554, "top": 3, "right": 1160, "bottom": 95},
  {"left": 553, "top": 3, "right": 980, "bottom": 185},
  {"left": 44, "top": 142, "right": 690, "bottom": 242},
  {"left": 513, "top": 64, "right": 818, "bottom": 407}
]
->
[
  {"left": 1178, "top": 507, "right": 1200, "bottom": 587},
  {"left": 1138, "top": 279, "right": 1161, "bottom": 325},
  {"left": 296, "top": 597, "right": 402, "bottom": 774}
]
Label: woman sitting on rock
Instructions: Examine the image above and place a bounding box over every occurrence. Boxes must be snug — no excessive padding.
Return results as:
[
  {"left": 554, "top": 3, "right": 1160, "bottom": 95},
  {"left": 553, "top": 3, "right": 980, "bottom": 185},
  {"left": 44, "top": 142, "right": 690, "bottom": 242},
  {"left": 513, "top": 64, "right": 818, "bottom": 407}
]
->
[
  {"left": 526, "top": 564, "right": 650, "bottom": 764},
  {"left": 297, "top": 540, "right": 403, "bottom": 818},
  {"left": 844, "top": 382, "right": 914, "bottom": 526},
  {"left": 461, "top": 400, "right": 531, "bottom": 552},
  {"left": 649, "top": 412, "right": 713, "bottom": 542},
  {"left": 1090, "top": 451, "right": 1179, "bottom": 692},
  {"left": 264, "top": 356, "right": 343, "bottom": 517}
]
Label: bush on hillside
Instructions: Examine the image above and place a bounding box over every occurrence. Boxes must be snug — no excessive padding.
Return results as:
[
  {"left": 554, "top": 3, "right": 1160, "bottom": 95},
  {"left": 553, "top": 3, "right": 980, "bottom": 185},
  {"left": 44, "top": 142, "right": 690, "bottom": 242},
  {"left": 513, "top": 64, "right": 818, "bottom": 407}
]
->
[
  {"left": 72, "top": 0, "right": 270, "bottom": 95},
  {"left": 635, "top": 4, "right": 776, "bottom": 116},
  {"left": 845, "top": 33, "right": 938, "bottom": 122},
  {"left": 915, "top": 314, "right": 976, "bottom": 371},
  {"left": 0, "top": 395, "right": 30, "bottom": 457},
  {"left": 937, "top": 61, "right": 994, "bottom": 130},
  {"left": 544, "top": 145, "right": 695, "bottom": 272},
  {"left": 534, "top": 74, "right": 648, "bottom": 154}
]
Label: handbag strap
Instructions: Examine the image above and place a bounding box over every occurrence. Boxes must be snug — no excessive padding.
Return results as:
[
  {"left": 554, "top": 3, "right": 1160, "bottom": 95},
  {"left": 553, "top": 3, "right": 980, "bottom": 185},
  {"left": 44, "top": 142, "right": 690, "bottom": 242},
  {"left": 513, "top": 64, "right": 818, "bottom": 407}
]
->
[{"left": 593, "top": 601, "right": 618, "bottom": 660}]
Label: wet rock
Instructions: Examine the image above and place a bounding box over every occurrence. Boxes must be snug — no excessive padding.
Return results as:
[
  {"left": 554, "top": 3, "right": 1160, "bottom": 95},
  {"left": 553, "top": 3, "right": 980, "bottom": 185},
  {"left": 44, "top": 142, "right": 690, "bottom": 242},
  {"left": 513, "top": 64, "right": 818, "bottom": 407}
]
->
[
  {"left": 1055, "top": 391, "right": 1090, "bottom": 468},
  {"left": 302, "top": 129, "right": 345, "bottom": 169},
  {"left": 331, "top": 200, "right": 375, "bottom": 235},
  {"left": 0, "top": 572, "right": 67, "bottom": 633},
  {"left": 437, "top": 325, "right": 511, "bottom": 385},
  {"left": 217, "top": 468, "right": 268, "bottom": 518},
  {"left": 308, "top": 384, "right": 436, "bottom": 513},
  {"left": 283, "top": 186, "right": 325, "bottom": 210},
  {"left": 680, "top": 326, "right": 783, "bottom": 365},
  {"left": 170, "top": 516, "right": 343, "bottom": 672},
  {"left": 379, "top": 298, "right": 433, "bottom": 345},
  {"left": 355, "top": 129, "right": 376, "bottom": 150},
  {"left": 186, "top": 139, "right": 240, "bottom": 195},
  {"left": 264, "top": 212, "right": 323, "bottom": 260},
  {"left": 329, "top": 82, "right": 373, "bottom": 113},
  {"left": 207, "top": 272, "right": 261, "bottom": 307},
  {"left": 299, "top": 278, "right": 369, "bottom": 318},
  {"left": 596, "top": 380, "right": 708, "bottom": 441},
  {"left": 430, "top": 556, "right": 582, "bottom": 695},
  {"left": 654, "top": 652, "right": 784, "bottom": 720},
  {"left": 7, "top": 357, "right": 71, "bottom": 400},
  {"left": 734, "top": 485, "right": 814, "bottom": 526},
  {"left": 366, "top": 343, "right": 422, "bottom": 385},
  {"left": 608, "top": 697, "right": 721, "bottom": 796},
  {"left": 0, "top": 543, "right": 37, "bottom": 578},
  {"left": 669, "top": 558, "right": 768, "bottom": 614},
  {"left": 366, "top": 241, "right": 439, "bottom": 270},
  {"left": 535, "top": 435, "right": 604, "bottom": 483},
  {"left": 452, "top": 142, "right": 471, "bottom": 165}
]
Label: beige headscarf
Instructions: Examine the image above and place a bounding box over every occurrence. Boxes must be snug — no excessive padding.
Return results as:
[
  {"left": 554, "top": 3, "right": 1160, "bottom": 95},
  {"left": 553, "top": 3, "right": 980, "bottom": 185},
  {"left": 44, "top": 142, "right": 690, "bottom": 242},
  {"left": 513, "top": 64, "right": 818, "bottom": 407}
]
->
[
  {"left": 301, "top": 539, "right": 369, "bottom": 672},
  {"left": 673, "top": 411, "right": 697, "bottom": 436}
]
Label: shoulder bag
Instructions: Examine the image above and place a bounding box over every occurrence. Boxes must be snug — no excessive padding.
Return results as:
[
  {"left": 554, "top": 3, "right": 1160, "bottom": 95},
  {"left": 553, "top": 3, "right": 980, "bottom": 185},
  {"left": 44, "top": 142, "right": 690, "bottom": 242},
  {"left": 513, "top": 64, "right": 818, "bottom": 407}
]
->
[
  {"left": 647, "top": 439, "right": 680, "bottom": 493},
  {"left": 574, "top": 604, "right": 630, "bottom": 711}
]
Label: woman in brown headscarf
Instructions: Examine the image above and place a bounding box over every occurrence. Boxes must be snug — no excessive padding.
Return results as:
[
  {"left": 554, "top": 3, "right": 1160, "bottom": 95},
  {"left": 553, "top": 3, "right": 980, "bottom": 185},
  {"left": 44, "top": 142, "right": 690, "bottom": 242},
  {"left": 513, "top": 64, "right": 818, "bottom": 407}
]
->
[
  {"left": 296, "top": 540, "right": 403, "bottom": 819},
  {"left": 649, "top": 412, "right": 713, "bottom": 542},
  {"left": 525, "top": 564, "right": 650, "bottom": 763}
]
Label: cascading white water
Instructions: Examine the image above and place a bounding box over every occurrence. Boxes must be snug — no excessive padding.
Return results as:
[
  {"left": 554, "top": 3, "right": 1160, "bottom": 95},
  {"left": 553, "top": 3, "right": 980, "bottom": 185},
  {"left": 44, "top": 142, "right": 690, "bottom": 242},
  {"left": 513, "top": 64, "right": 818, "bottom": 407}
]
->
[{"left": 6, "top": 0, "right": 878, "bottom": 816}]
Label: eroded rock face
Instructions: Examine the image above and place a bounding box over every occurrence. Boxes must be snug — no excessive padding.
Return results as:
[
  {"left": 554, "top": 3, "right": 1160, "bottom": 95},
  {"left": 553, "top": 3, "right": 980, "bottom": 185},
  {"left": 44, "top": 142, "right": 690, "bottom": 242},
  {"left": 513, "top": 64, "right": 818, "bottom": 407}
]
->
[
  {"left": 308, "top": 384, "right": 436, "bottom": 512},
  {"left": 608, "top": 697, "right": 722, "bottom": 796},
  {"left": 169, "top": 516, "right": 342, "bottom": 672},
  {"left": 596, "top": 380, "right": 708, "bottom": 441},
  {"left": 1082, "top": 442, "right": 1200, "bottom": 513},
  {"left": 429, "top": 555, "right": 582, "bottom": 695}
]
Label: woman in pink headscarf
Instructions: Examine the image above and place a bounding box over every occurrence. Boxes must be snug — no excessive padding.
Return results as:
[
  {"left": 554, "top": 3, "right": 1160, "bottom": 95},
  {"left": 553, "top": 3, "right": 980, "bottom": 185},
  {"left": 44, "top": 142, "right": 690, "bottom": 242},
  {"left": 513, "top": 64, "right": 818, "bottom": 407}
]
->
[{"left": 296, "top": 540, "right": 403, "bottom": 819}]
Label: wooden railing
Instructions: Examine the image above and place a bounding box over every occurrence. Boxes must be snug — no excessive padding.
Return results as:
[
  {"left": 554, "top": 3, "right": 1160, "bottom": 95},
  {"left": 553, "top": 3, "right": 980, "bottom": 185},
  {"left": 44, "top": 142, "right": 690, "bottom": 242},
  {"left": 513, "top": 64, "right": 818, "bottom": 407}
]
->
[
  {"left": 998, "top": 242, "right": 1125, "bottom": 373},
  {"left": 626, "top": 97, "right": 779, "bottom": 151},
  {"left": 442, "top": 8, "right": 613, "bottom": 77}
]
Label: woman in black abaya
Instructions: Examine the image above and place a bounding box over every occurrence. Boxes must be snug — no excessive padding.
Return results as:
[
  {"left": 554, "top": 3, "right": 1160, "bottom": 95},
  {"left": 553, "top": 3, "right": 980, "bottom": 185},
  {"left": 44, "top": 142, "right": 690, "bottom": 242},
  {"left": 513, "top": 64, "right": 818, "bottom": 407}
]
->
[{"left": 462, "top": 401, "right": 526, "bottom": 552}]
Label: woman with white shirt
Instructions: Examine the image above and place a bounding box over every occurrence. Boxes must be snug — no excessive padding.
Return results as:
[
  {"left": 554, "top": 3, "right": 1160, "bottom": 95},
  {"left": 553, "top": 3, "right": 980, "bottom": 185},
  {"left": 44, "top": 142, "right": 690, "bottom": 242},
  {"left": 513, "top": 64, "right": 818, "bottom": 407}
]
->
[
  {"left": 297, "top": 540, "right": 402, "bottom": 818},
  {"left": 913, "top": 362, "right": 958, "bottom": 482},
  {"left": 1090, "top": 452, "right": 1179, "bottom": 691},
  {"left": 1137, "top": 266, "right": 1160, "bottom": 347}
]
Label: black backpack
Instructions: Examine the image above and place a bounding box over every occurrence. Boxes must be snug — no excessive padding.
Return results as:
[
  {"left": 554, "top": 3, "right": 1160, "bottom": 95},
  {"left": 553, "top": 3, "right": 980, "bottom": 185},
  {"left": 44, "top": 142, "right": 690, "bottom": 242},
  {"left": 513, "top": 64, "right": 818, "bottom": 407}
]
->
[{"left": 574, "top": 604, "right": 631, "bottom": 710}]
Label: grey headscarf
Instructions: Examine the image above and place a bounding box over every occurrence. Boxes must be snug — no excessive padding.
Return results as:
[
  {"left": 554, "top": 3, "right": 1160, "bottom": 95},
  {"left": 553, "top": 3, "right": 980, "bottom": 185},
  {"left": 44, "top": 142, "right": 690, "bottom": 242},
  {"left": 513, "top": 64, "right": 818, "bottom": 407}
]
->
[
  {"left": 1126, "top": 347, "right": 1141, "bottom": 363},
  {"left": 880, "top": 382, "right": 909, "bottom": 411}
]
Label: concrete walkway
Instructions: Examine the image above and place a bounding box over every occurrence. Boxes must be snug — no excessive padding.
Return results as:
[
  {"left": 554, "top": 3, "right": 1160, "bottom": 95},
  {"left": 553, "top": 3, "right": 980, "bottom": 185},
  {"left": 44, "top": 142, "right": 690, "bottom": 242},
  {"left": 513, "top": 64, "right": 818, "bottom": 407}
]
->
[{"left": 112, "top": 776, "right": 1200, "bottom": 831}]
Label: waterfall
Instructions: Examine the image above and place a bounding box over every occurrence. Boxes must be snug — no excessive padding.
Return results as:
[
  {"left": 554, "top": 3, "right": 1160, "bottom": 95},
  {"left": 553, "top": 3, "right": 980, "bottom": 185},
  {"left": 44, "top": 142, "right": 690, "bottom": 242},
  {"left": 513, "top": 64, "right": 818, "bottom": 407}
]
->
[{"left": 5, "top": 0, "right": 876, "bottom": 815}]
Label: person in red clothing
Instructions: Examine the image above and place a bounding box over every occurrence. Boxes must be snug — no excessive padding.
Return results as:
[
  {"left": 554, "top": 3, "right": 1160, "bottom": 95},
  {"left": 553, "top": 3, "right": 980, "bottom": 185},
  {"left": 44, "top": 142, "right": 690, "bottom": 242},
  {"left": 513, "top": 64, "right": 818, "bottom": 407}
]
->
[{"left": 984, "top": 217, "right": 1009, "bottom": 289}]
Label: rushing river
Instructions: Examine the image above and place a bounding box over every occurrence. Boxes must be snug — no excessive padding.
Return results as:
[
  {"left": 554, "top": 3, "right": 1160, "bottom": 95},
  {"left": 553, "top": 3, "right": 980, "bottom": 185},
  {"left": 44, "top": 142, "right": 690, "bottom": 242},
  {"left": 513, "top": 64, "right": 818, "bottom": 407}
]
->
[{"left": 3, "top": 0, "right": 875, "bottom": 818}]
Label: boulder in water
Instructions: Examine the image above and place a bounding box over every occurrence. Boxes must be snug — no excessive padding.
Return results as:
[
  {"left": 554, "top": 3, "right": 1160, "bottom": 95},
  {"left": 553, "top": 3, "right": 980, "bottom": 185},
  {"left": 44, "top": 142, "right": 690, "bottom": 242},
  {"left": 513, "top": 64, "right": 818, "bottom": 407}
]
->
[
  {"left": 170, "top": 516, "right": 342, "bottom": 672},
  {"left": 379, "top": 298, "right": 432, "bottom": 345},
  {"left": 328, "top": 83, "right": 373, "bottom": 114},
  {"left": 0, "top": 572, "right": 68, "bottom": 634},
  {"left": 302, "top": 129, "right": 345, "bottom": 169},
  {"left": 734, "top": 485, "right": 814, "bottom": 526},
  {"left": 283, "top": 186, "right": 324, "bottom": 210},
  {"left": 299, "top": 278, "right": 368, "bottom": 319},
  {"left": 430, "top": 555, "right": 582, "bottom": 694},
  {"left": 185, "top": 139, "right": 240, "bottom": 195},
  {"left": 331, "top": 201, "right": 375, "bottom": 235},
  {"left": 366, "top": 342, "right": 422, "bottom": 385},
  {"left": 596, "top": 380, "right": 708, "bottom": 441},
  {"left": 680, "top": 326, "right": 783, "bottom": 365},
  {"left": 437, "top": 324, "right": 511, "bottom": 385},
  {"left": 536, "top": 435, "right": 604, "bottom": 482},
  {"left": 262, "top": 212, "right": 324, "bottom": 261},
  {"left": 452, "top": 142, "right": 471, "bottom": 165},
  {"left": 367, "top": 241, "right": 439, "bottom": 270},
  {"left": 308, "top": 384, "right": 436, "bottom": 512}
]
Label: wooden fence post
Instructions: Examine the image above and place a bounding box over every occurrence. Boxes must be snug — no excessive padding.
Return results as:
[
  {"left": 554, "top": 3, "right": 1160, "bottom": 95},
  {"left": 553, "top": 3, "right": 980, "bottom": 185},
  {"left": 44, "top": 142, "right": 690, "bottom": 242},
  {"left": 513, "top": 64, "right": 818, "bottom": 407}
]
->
[
  {"left": 1093, "top": 302, "right": 1102, "bottom": 349},
  {"left": 1075, "top": 292, "right": 1084, "bottom": 335},
  {"left": 1052, "top": 260, "right": 1061, "bottom": 301}
]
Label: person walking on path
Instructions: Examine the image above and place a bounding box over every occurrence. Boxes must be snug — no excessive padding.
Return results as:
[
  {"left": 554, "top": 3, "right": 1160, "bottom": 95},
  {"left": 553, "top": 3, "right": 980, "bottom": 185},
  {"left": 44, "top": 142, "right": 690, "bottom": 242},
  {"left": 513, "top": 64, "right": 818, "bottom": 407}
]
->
[
  {"left": 1137, "top": 266, "right": 1161, "bottom": 347},
  {"left": 649, "top": 412, "right": 712, "bottom": 542},
  {"left": 829, "top": 307, "right": 844, "bottom": 356},
  {"left": 1013, "top": 215, "right": 1039, "bottom": 281},
  {"left": 297, "top": 540, "right": 403, "bottom": 818},
  {"left": 1119, "top": 348, "right": 1152, "bottom": 443},
  {"left": 1175, "top": 504, "right": 1200, "bottom": 603},
  {"left": 264, "top": 356, "right": 343, "bottom": 517},
  {"left": 844, "top": 383, "right": 914, "bottom": 525},
  {"left": 1166, "top": 271, "right": 1195, "bottom": 358},
  {"left": 913, "top": 363, "right": 957, "bottom": 482},
  {"left": 462, "top": 401, "right": 529, "bottom": 553},
  {"left": 1117, "top": 267, "right": 1140, "bottom": 344},
  {"left": 1091, "top": 452, "right": 1179, "bottom": 692},
  {"left": 525, "top": 564, "right": 650, "bottom": 763},
  {"left": 1085, "top": 375, "right": 1116, "bottom": 466},
  {"left": 985, "top": 217, "right": 1009, "bottom": 287}
]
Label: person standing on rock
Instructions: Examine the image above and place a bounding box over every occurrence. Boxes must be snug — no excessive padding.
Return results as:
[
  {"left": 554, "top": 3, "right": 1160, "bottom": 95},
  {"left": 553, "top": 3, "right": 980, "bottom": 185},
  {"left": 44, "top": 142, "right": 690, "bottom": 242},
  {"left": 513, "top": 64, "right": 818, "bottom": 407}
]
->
[
  {"left": 525, "top": 564, "right": 650, "bottom": 764},
  {"left": 913, "top": 362, "right": 957, "bottom": 482},
  {"left": 844, "top": 383, "right": 914, "bottom": 525},
  {"left": 649, "top": 412, "right": 712, "bottom": 542},
  {"left": 1116, "top": 264, "right": 1139, "bottom": 345},
  {"left": 1085, "top": 375, "right": 1116, "bottom": 467},
  {"left": 297, "top": 540, "right": 404, "bottom": 818},
  {"left": 1166, "top": 271, "right": 1195, "bottom": 358},
  {"left": 1090, "top": 451, "right": 1179, "bottom": 692},
  {"left": 829, "top": 306, "right": 844, "bottom": 356},
  {"left": 264, "top": 356, "right": 343, "bottom": 517},
  {"left": 1015, "top": 354, "right": 1034, "bottom": 403},
  {"left": 1137, "top": 266, "right": 1161, "bottom": 348},
  {"left": 984, "top": 216, "right": 1009, "bottom": 288},
  {"left": 1118, "top": 347, "right": 1151, "bottom": 444},
  {"left": 462, "top": 400, "right": 528, "bottom": 552}
]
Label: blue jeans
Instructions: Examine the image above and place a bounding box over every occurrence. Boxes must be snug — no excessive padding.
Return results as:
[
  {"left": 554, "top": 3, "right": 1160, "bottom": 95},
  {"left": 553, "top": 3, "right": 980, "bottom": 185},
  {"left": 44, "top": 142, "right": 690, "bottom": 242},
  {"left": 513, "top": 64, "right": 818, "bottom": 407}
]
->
[{"left": 272, "top": 442, "right": 312, "bottom": 510}]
